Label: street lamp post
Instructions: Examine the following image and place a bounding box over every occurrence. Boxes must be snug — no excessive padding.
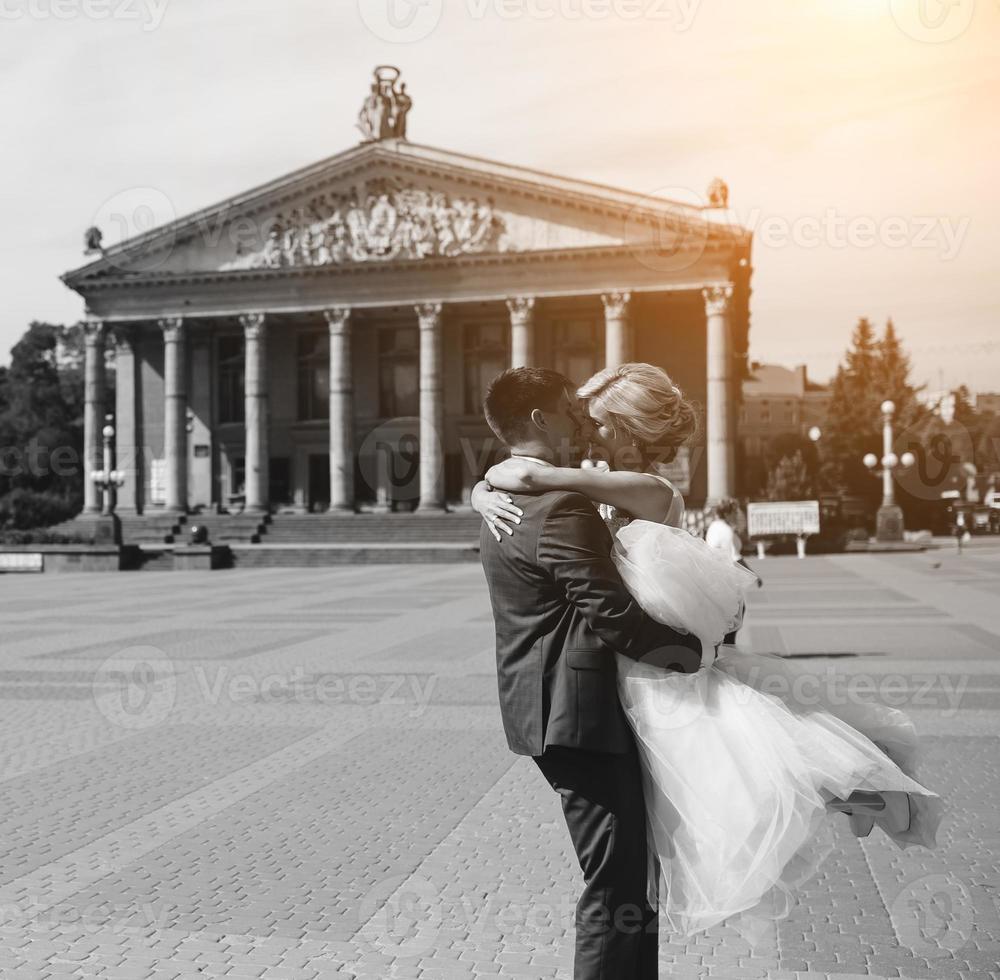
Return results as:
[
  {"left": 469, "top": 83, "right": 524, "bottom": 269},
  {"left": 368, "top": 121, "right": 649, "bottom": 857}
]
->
[
  {"left": 863, "top": 400, "right": 915, "bottom": 543},
  {"left": 90, "top": 416, "right": 125, "bottom": 544}
]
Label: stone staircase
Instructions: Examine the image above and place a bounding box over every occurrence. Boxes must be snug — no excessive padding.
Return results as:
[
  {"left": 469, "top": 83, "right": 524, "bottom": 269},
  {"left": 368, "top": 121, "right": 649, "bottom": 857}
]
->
[
  {"left": 264, "top": 512, "right": 482, "bottom": 544},
  {"left": 45, "top": 510, "right": 484, "bottom": 568}
]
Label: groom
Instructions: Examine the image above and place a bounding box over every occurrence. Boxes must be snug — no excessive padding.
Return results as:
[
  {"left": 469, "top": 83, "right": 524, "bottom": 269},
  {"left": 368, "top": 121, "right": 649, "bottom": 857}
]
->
[{"left": 478, "top": 368, "right": 702, "bottom": 979}]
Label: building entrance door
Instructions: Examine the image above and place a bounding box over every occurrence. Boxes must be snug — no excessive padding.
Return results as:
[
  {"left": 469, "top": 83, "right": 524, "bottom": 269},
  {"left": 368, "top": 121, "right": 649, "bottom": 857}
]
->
[{"left": 308, "top": 454, "right": 330, "bottom": 512}]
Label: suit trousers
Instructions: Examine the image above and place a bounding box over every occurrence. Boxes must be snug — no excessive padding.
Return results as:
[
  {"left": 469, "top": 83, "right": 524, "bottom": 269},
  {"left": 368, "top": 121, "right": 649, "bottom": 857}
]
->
[{"left": 533, "top": 741, "right": 658, "bottom": 979}]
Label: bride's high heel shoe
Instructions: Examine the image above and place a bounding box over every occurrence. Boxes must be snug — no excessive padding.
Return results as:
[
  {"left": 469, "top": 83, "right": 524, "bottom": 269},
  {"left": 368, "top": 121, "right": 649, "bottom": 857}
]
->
[
  {"left": 873, "top": 791, "right": 912, "bottom": 836},
  {"left": 825, "top": 790, "right": 912, "bottom": 838}
]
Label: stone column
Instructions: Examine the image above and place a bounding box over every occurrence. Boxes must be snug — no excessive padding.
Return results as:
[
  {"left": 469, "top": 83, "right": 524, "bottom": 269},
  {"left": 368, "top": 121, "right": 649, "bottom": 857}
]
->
[
  {"left": 240, "top": 313, "right": 269, "bottom": 514},
  {"left": 82, "top": 320, "right": 107, "bottom": 514},
  {"left": 703, "top": 284, "right": 736, "bottom": 502},
  {"left": 601, "top": 291, "right": 632, "bottom": 369},
  {"left": 112, "top": 326, "right": 139, "bottom": 512},
  {"left": 416, "top": 302, "right": 446, "bottom": 511},
  {"left": 159, "top": 317, "right": 188, "bottom": 514},
  {"left": 324, "top": 307, "right": 355, "bottom": 512},
  {"left": 506, "top": 296, "right": 535, "bottom": 368}
]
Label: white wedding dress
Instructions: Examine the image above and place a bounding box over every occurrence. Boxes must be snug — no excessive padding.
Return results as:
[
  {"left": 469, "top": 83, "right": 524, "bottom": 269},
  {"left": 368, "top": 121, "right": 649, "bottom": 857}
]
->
[{"left": 603, "top": 481, "right": 944, "bottom": 939}]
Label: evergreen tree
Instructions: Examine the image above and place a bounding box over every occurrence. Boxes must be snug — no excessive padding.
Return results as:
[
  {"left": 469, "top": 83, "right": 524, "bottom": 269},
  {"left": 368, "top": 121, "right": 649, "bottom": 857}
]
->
[
  {"left": 822, "top": 317, "right": 882, "bottom": 499},
  {"left": 823, "top": 317, "right": 927, "bottom": 509},
  {"left": 876, "top": 318, "right": 921, "bottom": 428}
]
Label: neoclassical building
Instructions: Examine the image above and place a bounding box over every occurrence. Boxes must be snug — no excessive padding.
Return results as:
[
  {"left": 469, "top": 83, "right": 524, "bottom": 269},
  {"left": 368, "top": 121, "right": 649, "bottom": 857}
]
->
[{"left": 64, "top": 71, "right": 753, "bottom": 522}]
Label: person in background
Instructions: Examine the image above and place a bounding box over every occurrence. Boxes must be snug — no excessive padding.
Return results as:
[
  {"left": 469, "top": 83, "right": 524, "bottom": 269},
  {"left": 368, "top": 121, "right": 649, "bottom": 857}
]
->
[{"left": 705, "top": 498, "right": 761, "bottom": 644}]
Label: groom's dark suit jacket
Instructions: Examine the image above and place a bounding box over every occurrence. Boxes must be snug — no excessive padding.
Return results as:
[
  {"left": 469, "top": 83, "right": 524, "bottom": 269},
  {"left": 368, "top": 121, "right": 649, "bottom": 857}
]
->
[{"left": 481, "top": 489, "right": 701, "bottom": 757}]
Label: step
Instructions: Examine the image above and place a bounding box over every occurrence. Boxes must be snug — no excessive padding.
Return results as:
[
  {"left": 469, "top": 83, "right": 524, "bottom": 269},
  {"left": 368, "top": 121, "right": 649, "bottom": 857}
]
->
[
  {"left": 229, "top": 544, "right": 480, "bottom": 567},
  {"left": 264, "top": 513, "right": 483, "bottom": 544},
  {"left": 133, "top": 542, "right": 480, "bottom": 569}
]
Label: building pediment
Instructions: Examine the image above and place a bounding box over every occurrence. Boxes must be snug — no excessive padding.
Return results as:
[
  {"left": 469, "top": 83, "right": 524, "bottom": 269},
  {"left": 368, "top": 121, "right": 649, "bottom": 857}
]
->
[{"left": 64, "top": 140, "right": 748, "bottom": 288}]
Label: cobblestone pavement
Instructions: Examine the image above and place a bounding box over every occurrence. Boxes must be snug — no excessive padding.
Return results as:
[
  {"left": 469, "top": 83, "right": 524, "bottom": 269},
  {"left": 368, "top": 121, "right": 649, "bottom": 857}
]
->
[{"left": 0, "top": 540, "right": 998, "bottom": 979}]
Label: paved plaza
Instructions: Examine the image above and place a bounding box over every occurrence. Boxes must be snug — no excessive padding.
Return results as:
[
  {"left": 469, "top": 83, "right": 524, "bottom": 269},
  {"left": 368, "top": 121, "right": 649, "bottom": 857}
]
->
[{"left": 0, "top": 541, "right": 998, "bottom": 980}]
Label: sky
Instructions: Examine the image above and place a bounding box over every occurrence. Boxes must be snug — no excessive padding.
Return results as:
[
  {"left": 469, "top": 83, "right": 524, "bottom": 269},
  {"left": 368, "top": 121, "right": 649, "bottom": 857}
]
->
[{"left": 2, "top": 0, "right": 999, "bottom": 392}]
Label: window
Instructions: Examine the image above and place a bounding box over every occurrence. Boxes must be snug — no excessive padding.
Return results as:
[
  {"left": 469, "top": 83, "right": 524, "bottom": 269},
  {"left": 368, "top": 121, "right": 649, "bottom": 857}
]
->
[
  {"left": 378, "top": 328, "right": 419, "bottom": 418},
  {"left": 218, "top": 336, "right": 244, "bottom": 424},
  {"left": 552, "top": 319, "right": 601, "bottom": 385},
  {"left": 297, "top": 332, "right": 330, "bottom": 421},
  {"left": 464, "top": 323, "right": 508, "bottom": 414},
  {"left": 760, "top": 408, "right": 771, "bottom": 424}
]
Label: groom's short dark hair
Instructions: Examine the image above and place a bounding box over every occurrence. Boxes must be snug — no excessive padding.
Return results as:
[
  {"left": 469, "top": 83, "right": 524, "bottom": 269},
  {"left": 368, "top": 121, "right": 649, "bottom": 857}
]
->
[{"left": 484, "top": 368, "right": 574, "bottom": 446}]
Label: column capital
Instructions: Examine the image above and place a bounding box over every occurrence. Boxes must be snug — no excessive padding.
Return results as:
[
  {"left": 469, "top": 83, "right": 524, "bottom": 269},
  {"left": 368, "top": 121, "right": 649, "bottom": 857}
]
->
[
  {"left": 415, "top": 302, "right": 443, "bottom": 328},
  {"left": 702, "top": 284, "right": 734, "bottom": 316},
  {"left": 82, "top": 319, "right": 106, "bottom": 345},
  {"left": 111, "top": 325, "right": 135, "bottom": 354},
  {"left": 239, "top": 312, "right": 267, "bottom": 341},
  {"left": 158, "top": 316, "right": 185, "bottom": 342},
  {"left": 506, "top": 296, "right": 535, "bottom": 324},
  {"left": 323, "top": 307, "right": 352, "bottom": 335},
  {"left": 601, "top": 291, "right": 631, "bottom": 319}
]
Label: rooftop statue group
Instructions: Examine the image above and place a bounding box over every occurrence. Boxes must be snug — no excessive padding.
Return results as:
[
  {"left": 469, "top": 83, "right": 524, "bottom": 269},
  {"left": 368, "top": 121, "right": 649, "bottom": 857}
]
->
[{"left": 357, "top": 66, "right": 412, "bottom": 143}]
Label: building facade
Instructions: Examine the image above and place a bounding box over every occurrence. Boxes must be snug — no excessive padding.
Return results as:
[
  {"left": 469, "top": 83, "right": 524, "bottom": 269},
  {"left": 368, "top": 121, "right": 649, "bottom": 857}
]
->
[
  {"left": 739, "top": 362, "right": 830, "bottom": 495},
  {"left": 64, "top": 73, "right": 753, "bottom": 519}
]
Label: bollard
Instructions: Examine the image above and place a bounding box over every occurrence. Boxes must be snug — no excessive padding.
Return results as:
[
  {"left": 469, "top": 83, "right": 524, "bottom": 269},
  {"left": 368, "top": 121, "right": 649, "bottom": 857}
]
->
[{"left": 796, "top": 535, "right": 807, "bottom": 559}]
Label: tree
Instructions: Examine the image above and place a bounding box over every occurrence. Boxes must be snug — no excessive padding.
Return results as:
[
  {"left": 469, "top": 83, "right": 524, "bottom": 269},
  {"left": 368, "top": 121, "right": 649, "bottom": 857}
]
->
[
  {"left": 822, "top": 317, "right": 927, "bottom": 512},
  {"left": 766, "top": 451, "right": 814, "bottom": 501},
  {"left": 0, "top": 322, "right": 86, "bottom": 530},
  {"left": 822, "top": 317, "right": 882, "bottom": 500},
  {"left": 876, "top": 318, "right": 922, "bottom": 427}
]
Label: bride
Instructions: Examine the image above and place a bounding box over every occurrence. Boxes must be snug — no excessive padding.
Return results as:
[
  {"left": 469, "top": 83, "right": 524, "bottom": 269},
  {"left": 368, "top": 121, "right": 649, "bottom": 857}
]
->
[{"left": 472, "top": 362, "right": 943, "bottom": 938}]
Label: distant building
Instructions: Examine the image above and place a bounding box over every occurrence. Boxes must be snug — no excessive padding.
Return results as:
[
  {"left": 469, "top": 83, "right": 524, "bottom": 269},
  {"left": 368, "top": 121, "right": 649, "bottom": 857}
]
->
[
  {"left": 976, "top": 393, "right": 1000, "bottom": 416},
  {"left": 740, "top": 362, "right": 830, "bottom": 455}
]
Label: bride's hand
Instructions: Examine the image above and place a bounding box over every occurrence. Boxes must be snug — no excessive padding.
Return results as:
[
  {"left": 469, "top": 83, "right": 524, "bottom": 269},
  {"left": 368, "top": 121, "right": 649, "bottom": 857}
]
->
[
  {"left": 471, "top": 483, "right": 523, "bottom": 542},
  {"left": 485, "top": 458, "right": 544, "bottom": 492}
]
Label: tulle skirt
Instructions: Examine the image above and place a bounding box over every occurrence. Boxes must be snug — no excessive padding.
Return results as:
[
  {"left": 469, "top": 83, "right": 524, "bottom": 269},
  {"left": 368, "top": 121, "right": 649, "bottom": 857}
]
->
[{"left": 611, "top": 521, "right": 944, "bottom": 938}]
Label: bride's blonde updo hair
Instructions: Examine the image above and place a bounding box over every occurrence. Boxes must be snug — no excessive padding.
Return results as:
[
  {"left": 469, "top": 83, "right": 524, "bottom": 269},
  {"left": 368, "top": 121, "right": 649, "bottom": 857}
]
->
[{"left": 577, "top": 363, "right": 698, "bottom": 464}]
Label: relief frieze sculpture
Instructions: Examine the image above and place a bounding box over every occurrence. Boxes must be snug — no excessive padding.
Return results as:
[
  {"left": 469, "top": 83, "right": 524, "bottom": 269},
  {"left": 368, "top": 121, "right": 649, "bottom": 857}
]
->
[{"left": 223, "top": 178, "right": 511, "bottom": 270}]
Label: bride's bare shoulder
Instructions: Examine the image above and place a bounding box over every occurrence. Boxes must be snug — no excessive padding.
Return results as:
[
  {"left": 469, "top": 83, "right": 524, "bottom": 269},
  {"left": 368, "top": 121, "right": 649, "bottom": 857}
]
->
[{"left": 642, "top": 471, "right": 686, "bottom": 526}]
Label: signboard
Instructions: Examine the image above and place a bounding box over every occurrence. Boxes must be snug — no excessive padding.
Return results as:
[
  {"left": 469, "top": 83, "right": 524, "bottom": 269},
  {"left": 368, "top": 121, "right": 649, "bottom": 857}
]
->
[
  {"left": 150, "top": 458, "right": 166, "bottom": 505},
  {"left": 0, "top": 553, "right": 44, "bottom": 573},
  {"left": 747, "top": 500, "right": 821, "bottom": 537}
]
